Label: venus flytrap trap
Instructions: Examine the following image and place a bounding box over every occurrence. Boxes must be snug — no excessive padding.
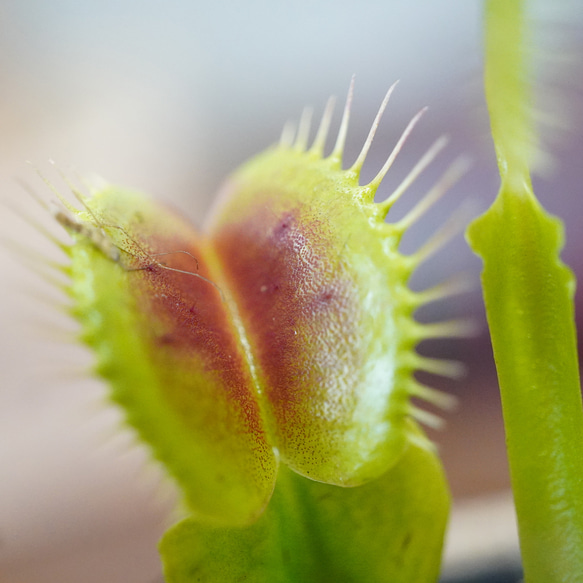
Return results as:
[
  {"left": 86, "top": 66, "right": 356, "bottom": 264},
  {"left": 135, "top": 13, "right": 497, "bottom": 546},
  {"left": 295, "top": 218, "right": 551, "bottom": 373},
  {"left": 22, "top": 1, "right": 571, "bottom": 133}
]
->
[{"left": 27, "top": 81, "right": 470, "bottom": 582}]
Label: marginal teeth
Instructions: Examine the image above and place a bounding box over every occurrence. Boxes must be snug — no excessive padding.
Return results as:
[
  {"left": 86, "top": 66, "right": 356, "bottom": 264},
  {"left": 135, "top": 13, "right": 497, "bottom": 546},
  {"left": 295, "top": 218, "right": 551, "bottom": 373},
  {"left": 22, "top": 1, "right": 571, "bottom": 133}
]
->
[
  {"left": 310, "top": 95, "right": 336, "bottom": 155},
  {"left": 377, "top": 135, "right": 449, "bottom": 215},
  {"left": 408, "top": 405, "right": 445, "bottom": 429},
  {"left": 408, "top": 380, "right": 458, "bottom": 410},
  {"left": 349, "top": 80, "right": 399, "bottom": 173},
  {"left": 410, "top": 200, "right": 473, "bottom": 266},
  {"left": 394, "top": 156, "right": 471, "bottom": 232},
  {"left": 404, "top": 318, "right": 478, "bottom": 343},
  {"left": 279, "top": 121, "right": 297, "bottom": 148},
  {"left": 294, "top": 106, "right": 314, "bottom": 152},
  {"left": 413, "top": 274, "right": 475, "bottom": 305},
  {"left": 330, "top": 74, "right": 355, "bottom": 163},
  {"left": 26, "top": 263, "right": 70, "bottom": 294},
  {"left": 414, "top": 319, "right": 479, "bottom": 340},
  {"left": 4, "top": 195, "right": 66, "bottom": 252},
  {"left": 2, "top": 235, "right": 67, "bottom": 278},
  {"left": 368, "top": 106, "right": 428, "bottom": 191},
  {"left": 412, "top": 355, "right": 467, "bottom": 379}
]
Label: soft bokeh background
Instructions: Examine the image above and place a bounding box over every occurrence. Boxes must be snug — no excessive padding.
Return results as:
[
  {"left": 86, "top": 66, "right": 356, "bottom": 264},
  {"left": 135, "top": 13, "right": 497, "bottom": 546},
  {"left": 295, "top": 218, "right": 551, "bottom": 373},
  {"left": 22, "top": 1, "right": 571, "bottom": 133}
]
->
[{"left": 0, "top": 2, "right": 581, "bottom": 582}]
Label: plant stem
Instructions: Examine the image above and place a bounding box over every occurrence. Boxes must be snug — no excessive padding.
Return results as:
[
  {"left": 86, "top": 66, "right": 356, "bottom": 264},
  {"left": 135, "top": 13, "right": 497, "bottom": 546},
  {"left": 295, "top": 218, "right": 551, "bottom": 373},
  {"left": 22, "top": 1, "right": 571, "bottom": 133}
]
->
[{"left": 467, "top": 1, "right": 583, "bottom": 580}]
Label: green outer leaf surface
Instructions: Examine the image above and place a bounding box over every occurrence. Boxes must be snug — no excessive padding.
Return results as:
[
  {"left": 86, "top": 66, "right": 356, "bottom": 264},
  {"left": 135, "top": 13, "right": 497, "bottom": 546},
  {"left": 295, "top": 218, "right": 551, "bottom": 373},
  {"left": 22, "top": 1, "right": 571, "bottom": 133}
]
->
[
  {"left": 160, "top": 430, "right": 449, "bottom": 583},
  {"left": 467, "top": 1, "right": 583, "bottom": 579}
]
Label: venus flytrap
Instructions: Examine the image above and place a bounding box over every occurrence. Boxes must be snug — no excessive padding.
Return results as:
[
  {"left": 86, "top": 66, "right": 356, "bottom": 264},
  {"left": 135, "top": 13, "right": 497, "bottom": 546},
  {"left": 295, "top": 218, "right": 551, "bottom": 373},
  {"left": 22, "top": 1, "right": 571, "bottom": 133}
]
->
[
  {"left": 19, "top": 1, "right": 583, "bottom": 580},
  {"left": 34, "top": 82, "right": 467, "bottom": 582}
]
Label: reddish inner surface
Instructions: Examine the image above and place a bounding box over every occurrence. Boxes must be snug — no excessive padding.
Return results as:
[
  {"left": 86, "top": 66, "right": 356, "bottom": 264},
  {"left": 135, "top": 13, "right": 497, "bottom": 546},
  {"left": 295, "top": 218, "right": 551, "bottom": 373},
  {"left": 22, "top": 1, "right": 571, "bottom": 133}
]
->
[
  {"left": 124, "top": 224, "right": 269, "bottom": 448},
  {"left": 212, "top": 204, "right": 358, "bottom": 453}
]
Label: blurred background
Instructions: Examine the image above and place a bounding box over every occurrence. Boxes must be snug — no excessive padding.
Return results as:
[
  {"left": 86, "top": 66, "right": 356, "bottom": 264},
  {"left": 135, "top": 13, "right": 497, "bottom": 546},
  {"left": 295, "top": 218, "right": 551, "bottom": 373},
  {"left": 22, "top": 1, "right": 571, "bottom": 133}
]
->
[{"left": 0, "top": 1, "right": 581, "bottom": 582}]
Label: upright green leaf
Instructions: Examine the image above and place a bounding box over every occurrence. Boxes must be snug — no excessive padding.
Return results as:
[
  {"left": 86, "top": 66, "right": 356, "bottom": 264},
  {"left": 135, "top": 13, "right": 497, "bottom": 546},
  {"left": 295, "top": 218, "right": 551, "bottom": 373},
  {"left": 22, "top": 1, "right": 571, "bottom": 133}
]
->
[{"left": 467, "top": 1, "right": 583, "bottom": 580}]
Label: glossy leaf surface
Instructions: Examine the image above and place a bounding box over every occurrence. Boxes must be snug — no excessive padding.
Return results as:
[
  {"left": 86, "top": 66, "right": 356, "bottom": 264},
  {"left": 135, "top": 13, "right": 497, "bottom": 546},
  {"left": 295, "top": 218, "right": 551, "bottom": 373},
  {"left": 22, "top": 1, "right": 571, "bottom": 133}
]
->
[{"left": 467, "top": 1, "right": 583, "bottom": 579}]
